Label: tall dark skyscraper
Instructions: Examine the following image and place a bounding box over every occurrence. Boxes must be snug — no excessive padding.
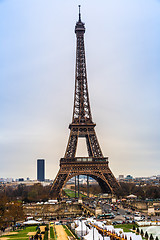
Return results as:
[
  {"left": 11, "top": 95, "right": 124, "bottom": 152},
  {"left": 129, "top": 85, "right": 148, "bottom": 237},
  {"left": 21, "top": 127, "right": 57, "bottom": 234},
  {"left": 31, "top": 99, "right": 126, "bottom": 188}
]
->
[{"left": 37, "top": 159, "right": 45, "bottom": 181}]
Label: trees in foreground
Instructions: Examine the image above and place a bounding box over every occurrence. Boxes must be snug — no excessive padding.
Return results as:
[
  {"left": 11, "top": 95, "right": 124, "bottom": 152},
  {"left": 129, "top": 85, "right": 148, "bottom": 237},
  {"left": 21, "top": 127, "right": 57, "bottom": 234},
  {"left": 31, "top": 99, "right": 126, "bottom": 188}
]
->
[
  {"left": 5, "top": 183, "right": 50, "bottom": 202},
  {"left": 0, "top": 192, "right": 24, "bottom": 230}
]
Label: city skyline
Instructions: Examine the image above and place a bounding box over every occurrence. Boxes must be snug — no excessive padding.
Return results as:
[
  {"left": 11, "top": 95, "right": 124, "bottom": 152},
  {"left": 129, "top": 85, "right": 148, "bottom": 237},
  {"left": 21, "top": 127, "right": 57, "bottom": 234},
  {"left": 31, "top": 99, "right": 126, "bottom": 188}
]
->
[{"left": 0, "top": 0, "right": 160, "bottom": 179}]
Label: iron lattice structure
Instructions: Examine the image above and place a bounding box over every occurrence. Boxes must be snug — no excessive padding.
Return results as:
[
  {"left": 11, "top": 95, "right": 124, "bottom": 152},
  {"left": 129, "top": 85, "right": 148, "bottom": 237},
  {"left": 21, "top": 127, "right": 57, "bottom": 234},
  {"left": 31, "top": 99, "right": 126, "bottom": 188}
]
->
[{"left": 51, "top": 8, "right": 121, "bottom": 198}]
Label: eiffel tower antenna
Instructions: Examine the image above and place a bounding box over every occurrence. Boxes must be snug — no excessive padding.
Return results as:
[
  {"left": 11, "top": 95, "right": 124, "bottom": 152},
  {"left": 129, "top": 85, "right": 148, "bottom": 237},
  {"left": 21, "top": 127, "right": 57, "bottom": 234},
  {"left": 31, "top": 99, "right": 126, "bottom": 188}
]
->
[
  {"left": 78, "top": 5, "right": 81, "bottom": 22},
  {"left": 50, "top": 8, "right": 121, "bottom": 199}
]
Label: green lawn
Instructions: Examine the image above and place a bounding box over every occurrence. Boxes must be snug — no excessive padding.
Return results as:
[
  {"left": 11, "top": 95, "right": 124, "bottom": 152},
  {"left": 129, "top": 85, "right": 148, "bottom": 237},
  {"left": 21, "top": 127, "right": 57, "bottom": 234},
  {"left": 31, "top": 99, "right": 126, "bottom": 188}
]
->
[
  {"left": 63, "top": 225, "right": 72, "bottom": 236},
  {"left": 0, "top": 226, "right": 37, "bottom": 240},
  {"left": 114, "top": 224, "right": 137, "bottom": 232},
  {"left": 64, "top": 189, "right": 86, "bottom": 198},
  {"left": 50, "top": 226, "right": 56, "bottom": 240}
]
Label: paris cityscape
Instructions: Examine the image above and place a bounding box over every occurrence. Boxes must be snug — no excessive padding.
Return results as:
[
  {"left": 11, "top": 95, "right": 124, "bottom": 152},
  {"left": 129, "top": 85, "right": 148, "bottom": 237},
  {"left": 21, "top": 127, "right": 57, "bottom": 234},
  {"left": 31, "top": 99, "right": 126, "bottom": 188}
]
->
[{"left": 0, "top": 1, "right": 160, "bottom": 240}]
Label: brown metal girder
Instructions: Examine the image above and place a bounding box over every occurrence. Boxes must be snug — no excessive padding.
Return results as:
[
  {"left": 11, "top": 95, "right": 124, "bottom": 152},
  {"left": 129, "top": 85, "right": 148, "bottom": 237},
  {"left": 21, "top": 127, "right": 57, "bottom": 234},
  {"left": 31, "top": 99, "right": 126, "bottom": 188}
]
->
[{"left": 58, "top": 170, "right": 114, "bottom": 197}]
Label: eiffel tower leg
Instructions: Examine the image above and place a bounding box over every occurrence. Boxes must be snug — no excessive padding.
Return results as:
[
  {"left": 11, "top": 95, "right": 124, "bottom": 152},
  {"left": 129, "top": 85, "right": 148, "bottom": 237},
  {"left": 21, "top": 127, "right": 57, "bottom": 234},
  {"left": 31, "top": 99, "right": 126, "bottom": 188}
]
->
[
  {"left": 91, "top": 169, "right": 121, "bottom": 195},
  {"left": 86, "top": 130, "right": 103, "bottom": 158},
  {"left": 50, "top": 169, "right": 69, "bottom": 199},
  {"left": 65, "top": 130, "right": 78, "bottom": 158},
  {"left": 103, "top": 171, "right": 121, "bottom": 196}
]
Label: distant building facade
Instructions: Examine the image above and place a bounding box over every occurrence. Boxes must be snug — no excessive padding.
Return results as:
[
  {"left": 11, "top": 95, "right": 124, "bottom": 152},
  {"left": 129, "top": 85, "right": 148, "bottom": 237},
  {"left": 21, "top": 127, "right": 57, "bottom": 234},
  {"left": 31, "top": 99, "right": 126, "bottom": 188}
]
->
[
  {"left": 37, "top": 159, "right": 45, "bottom": 181},
  {"left": 119, "top": 175, "right": 124, "bottom": 180},
  {"left": 125, "top": 175, "right": 133, "bottom": 181}
]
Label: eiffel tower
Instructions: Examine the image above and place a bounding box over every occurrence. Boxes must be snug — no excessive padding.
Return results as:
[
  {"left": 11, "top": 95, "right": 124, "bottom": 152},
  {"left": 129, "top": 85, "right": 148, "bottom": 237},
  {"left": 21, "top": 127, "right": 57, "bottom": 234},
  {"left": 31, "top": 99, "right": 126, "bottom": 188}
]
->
[{"left": 51, "top": 6, "right": 121, "bottom": 198}]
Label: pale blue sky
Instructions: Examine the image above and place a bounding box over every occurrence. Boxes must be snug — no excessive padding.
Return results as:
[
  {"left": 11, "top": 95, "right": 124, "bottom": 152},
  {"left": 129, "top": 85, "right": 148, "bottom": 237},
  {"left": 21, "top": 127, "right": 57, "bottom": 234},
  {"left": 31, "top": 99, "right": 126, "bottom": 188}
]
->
[{"left": 0, "top": 0, "right": 160, "bottom": 179}]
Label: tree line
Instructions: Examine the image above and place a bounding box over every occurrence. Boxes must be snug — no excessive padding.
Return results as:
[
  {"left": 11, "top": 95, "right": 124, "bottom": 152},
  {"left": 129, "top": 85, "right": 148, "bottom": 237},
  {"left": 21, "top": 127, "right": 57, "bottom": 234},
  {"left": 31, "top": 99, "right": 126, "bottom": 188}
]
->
[
  {"left": 119, "top": 182, "right": 160, "bottom": 199},
  {"left": 71, "top": 182, "right": 160, "bottom": 199},
  {"left": 0, "top": 182, "right": 160, "bottom": 203}
]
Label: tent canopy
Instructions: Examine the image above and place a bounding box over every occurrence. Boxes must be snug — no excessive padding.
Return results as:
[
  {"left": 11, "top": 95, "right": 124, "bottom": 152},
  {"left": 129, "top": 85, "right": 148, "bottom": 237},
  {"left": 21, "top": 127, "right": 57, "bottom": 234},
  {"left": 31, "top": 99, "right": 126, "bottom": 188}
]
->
[
  {"left": 23, "top": 220, "right": 41, "bottom": 225},
  {"left": 127, "top": 194, "right": 137, "bottom": 198}
]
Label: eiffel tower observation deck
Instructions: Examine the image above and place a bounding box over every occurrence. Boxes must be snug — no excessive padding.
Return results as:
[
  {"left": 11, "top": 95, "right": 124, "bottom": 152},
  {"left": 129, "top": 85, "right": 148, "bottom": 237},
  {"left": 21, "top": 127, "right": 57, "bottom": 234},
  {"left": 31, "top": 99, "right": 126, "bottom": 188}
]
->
[{"left": 51, "top": 6, "right": 121, "bottom": 199}]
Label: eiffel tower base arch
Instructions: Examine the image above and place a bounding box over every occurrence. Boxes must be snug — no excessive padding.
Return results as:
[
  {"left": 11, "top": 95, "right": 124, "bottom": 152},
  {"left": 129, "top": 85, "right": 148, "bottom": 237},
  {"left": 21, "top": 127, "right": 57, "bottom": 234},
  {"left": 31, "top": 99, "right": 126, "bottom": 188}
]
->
[{"left": 50, "top": 158, "right": 121, "bottom": 199}]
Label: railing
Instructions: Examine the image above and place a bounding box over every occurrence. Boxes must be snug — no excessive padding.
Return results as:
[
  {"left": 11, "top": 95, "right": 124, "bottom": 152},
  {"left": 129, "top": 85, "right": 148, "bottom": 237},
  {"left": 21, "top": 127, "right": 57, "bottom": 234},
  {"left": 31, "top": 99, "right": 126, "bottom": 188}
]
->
[{"left": 60, "top": 157, "right": 108, "bottom": 163}]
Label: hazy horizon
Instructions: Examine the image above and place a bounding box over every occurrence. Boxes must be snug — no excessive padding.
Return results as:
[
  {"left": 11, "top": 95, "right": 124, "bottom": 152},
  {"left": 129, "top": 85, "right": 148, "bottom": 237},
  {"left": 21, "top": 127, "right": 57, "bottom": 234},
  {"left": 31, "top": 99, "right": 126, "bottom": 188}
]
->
[{"left": 0, "top": 0, "right": 160, "bottom": 180}]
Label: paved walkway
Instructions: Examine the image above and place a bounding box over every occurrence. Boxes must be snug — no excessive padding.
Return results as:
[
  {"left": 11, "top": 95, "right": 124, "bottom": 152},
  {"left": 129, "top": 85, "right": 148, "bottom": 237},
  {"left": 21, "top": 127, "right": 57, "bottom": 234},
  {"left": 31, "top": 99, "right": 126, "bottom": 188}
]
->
[
  {"left": 0, "top": 228, "right": 12, "bottom": 237},
  {"left": 0, "top": 231, "right": 18, "bottom": 240},
  {"left": 55, "top": 225, "right": 68, "bottom": 240}
]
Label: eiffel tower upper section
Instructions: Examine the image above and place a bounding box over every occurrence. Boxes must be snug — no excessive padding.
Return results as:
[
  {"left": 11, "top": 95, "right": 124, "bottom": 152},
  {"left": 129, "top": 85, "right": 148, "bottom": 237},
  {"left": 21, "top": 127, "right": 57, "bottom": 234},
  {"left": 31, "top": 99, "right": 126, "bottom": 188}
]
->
[
  {"left": 71, "top": 6, "right": 93, "bottom": 126},
  {"left": 64, "top": 6, "right": 104, "bottom": 159}
]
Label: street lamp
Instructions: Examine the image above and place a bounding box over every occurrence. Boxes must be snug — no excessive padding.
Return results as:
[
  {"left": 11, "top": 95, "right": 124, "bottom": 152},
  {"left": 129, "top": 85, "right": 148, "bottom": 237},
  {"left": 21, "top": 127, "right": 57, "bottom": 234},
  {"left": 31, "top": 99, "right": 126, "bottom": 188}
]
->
[
  {"left": 80, "top": 217, "right": 83, "bottom": 240},
  {"left": 86, "top": 221, "right": 88, "bottom": 235},
  {"left": 81, "top": 219, "right": 83, "bottom": 240},
  {"left": 92, "top": 221, "right": 94, "bottom": 240},
  {"left": 102, "top": 223, "right": 104, "bottom": 240}
]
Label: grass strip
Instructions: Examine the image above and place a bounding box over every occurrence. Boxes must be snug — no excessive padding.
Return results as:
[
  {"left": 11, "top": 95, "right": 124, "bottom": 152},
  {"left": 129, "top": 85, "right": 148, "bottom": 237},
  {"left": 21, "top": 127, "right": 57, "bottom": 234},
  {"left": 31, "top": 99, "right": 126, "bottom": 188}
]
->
[
  {"left": 64, "top": 189, "right": 86, "bottom": 198},
  {"left": 0, "top": 226, "right": 37, "bottom": 239},
  {"left": 44, "top": 230, "right": 48, "bottom": 240},
  {"left": 114, "top": 224, "right": 137, "bottom": 232},
  {"left": 63, "top": 225, "right": 73, "bottom": 236},
  {"left": 66, "top": 224, "right": 80, "bottom": 240},
  {"left": 50, "top": 226, "right": 56, "bottom": 239}
]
